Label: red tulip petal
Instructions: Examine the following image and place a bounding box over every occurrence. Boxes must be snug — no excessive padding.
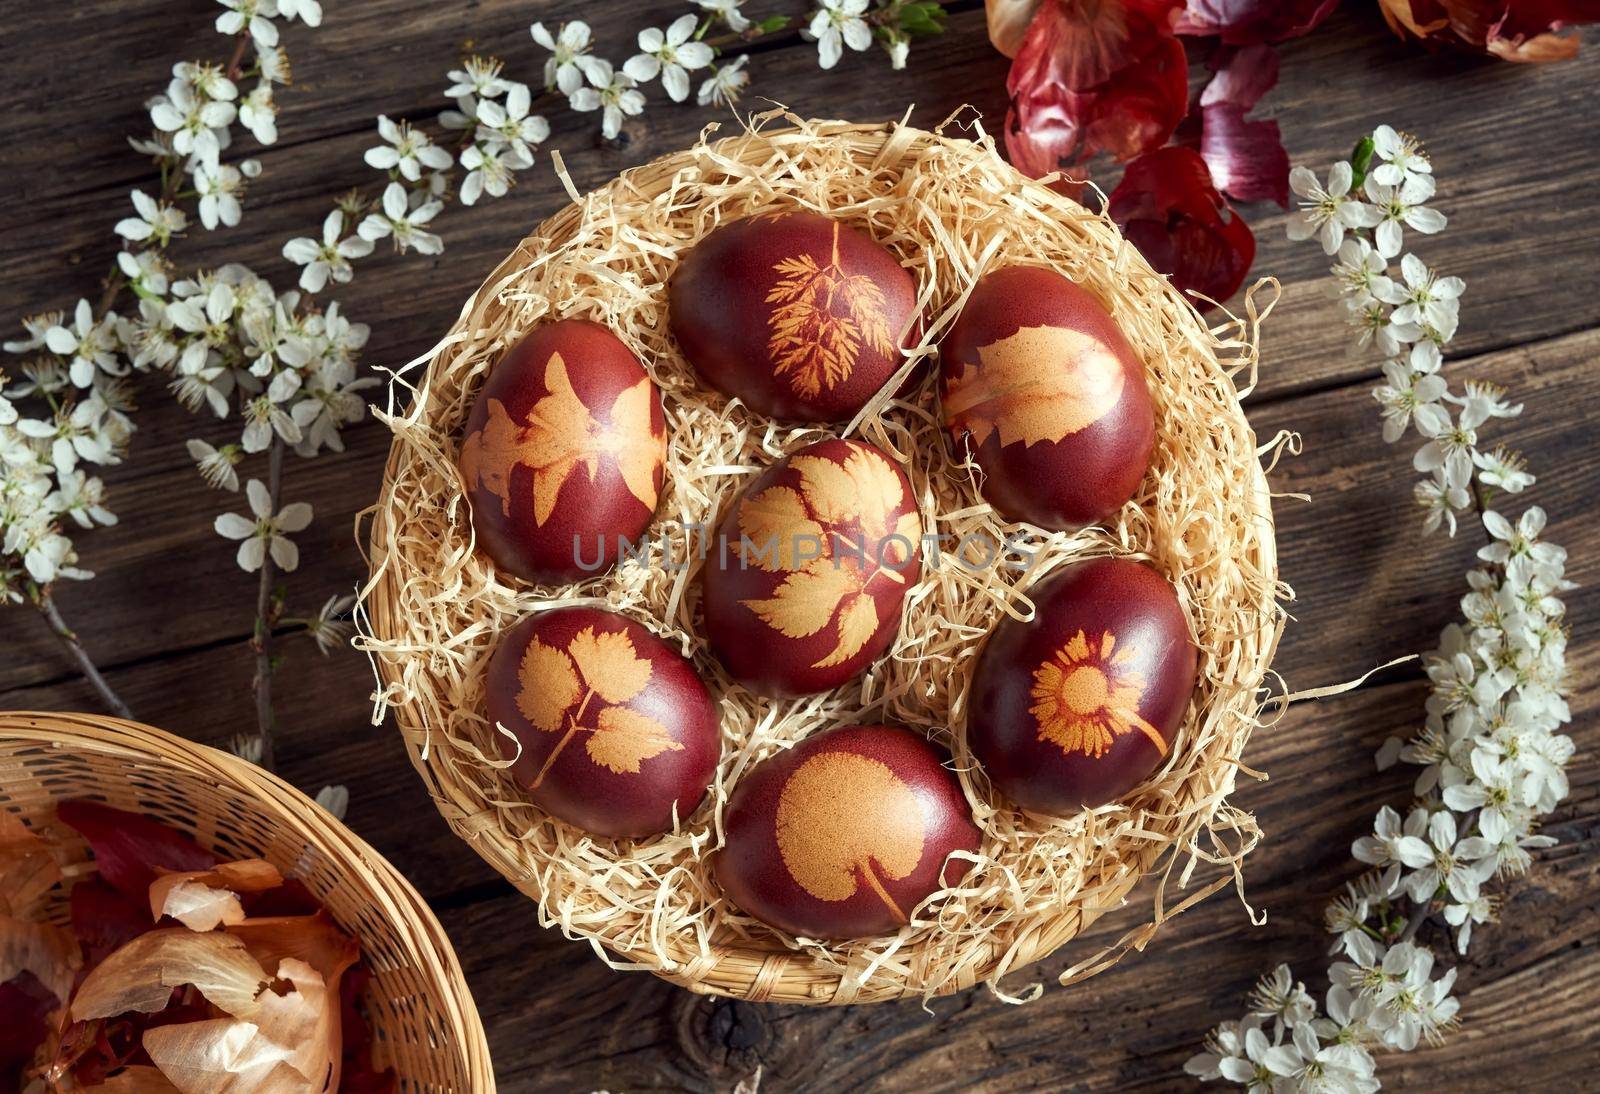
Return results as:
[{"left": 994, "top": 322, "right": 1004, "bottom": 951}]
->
[
  {"left": 1108, "top": 146, "right": 1257, "bottom": 307},
  {"left": 1176, "top": 0, "right": 1341, "bottom": 43},
  {"left": 56, "top": 802, "right": 216, "bottom": 901}
]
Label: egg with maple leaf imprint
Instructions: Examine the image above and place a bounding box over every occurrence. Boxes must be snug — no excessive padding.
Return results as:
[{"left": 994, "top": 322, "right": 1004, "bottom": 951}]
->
[
  {"left": 668, "top": 211, "right": 919, "bottom": 423},
  {"left": 716, "top": 725, "right": 981, "bottom": 938},
  {"left": 700, "top": 438, "right": 922, "bottom": 697},
  {"left": 459, "top": 319, "right": 667, "bottom": 584},
  {"left": 485, "top": 607, "right": 721, "bottom": 838},
  {"left": 966, "top": 556, "right": 1198, "bottom": 815},
  {"left": 939, "top": 265, "right": 1155, "bottom": 530}
]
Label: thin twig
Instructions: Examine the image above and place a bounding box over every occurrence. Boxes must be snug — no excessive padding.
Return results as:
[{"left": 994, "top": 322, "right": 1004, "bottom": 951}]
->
[
  {"left": 250, "top": 438, "right": 285, "bottom": 770},
  {"left": 32, "top": 589, "right": 134, "bottom": 720}
]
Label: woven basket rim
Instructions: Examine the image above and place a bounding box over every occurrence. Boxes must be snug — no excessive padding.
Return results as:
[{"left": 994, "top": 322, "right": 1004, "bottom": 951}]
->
[
  {"left": 362, "top": 116, "right": 1282, "bottom": 1005},
  {"left": 0, "top": 710, "right": 497, "bottom": 1090}
]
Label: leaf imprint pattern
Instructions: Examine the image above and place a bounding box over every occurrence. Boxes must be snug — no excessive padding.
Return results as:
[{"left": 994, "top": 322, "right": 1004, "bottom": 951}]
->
[
  {"left": 515, "top": 625, "right": 683, "bottom": 788},
  {"left": 738, "top": 448, "right": 921, "bottom": 669},
  {"left": 774, "top": 752, "right": 925, "bottom": 922},
  {"left": 459, "top": 352, "right": 661, "bottom": 526},
  {"left": 1028, "top": 630, "right": 1167, "bottom": 759},
  {"left": 943, "top": 324, "right": 1126, "bottom": 449},
  {"left": 765, "top": 221, "right": 894, "bottom": 399}
]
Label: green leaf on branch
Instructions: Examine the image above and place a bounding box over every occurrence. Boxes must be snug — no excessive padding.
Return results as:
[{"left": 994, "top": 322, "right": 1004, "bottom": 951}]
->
[
  {"left": 1348, "top": 136, "right": 1376, "bottom": 190},
  {"left": 755, "top": 14, "right": 791, "bottom": 34}
]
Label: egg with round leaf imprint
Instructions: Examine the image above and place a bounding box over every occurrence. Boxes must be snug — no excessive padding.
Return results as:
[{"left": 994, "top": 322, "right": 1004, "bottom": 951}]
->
[
  {"left": 668, "top": 211, "right": 919, "bottom": 423},
  {"left": 716, "top": 725, "right": 981, "bottom": 938},
  {"left": 966, "top": 556, "right": 1198, "bottom": 815},
  {"left": 700, "top": 438, "right": 922, "bottom": 697},
  {"left": 458, "top": 319, "right": 667, "bottom": 584},
  {"left": 485, "top": 607, "right": 721, "bottom": 838},
  {"left": 939, "top": 265, "right": 1155, "bottom": 530}
]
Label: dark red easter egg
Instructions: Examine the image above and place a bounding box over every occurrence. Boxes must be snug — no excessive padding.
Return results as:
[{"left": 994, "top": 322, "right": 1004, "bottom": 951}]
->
[
  {"left": 939, "top": 265, "right": 1155, "bottom": 530},
  {"left": 668, "top": 211, "right": 919, "bottom": 423},
  {"left": 716, "top": 725, "right": 980, "bottom": 938},
  {"left": 967, "top": 557, "right": 1198, "bottom": 815},
  {"left": 700, "top": 438, "right": 922, "bottom": 697},
  {"left": 459, "top": 319, "right": 667, "bottom": 583},
  {"left": 486, "top": 607, "right": 721, "bottom": 838}
]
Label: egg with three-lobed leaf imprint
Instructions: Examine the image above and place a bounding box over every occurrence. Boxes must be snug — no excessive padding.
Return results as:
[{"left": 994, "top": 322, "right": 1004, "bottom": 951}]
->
[
  {"left": 939, "top": 265, "right": 1155, "bottom": 530},
  {"left": 485, "top": 607, "right": 721, "bottom": 838},
  {"left": 668, "top": 211, "right": 920, "bottom": 423},
  {"left": 458, "top": 319, "right": 667, "bottom": 584},
  {"left": 700, "top": 438, "right": 923, "bottom": 697},
  {"left": 715, "top": 725, "right": 981, "bottom": 938},
  {"left": 966, "top": 556, "right": 1198, "bottom": 815}
]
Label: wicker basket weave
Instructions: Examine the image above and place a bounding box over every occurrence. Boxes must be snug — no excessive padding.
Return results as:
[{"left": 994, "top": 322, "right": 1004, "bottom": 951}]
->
[
  {"left": 362, "top": 115, "right": 1283, "bottom": 1006},
  {"left": 0, "top": 711, "right": 495, "bottom": 1092}
]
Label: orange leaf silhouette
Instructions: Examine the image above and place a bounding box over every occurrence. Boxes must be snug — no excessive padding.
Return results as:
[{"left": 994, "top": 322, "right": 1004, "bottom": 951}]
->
[
  {"left": 943, "top": 324, "right": 1126, "bottom": 450},
  {"left": 774, "top": 752, "right": 925, "bottom": 923},
  {"left": 515, "top": 636, "right": 581, "bottom": 732},
  {"left": 587, "top": 706, "right": 684, "bottom": 774},
  {"left": 1028, "top": 629, "right": 1166, "bottom": 758},
  {"left": 568, "top": 625, "right": 652, "bottom": 705},
  {"left": 765, "top": 222, "right": 894, "bottom": 399},
  {"left": 736, "top": 485, "right": 822, "bottom": 572}
]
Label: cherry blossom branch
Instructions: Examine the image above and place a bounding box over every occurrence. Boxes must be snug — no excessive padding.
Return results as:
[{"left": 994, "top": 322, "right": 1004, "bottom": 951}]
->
[
  {"left": 30, "top": 588, "right": 133, "bottom": 720},
  {"left": 248, "top": 438, "right": 285, "bottom": 771}
]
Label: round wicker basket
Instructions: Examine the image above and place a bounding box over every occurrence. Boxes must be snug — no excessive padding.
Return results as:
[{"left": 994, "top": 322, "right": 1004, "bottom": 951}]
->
[
  {"left": 361, "top": 115, "right": 1283, "bottom": 1005},
  {"left": 0, "top": 711, "right": 495, "bottom": 1091}
]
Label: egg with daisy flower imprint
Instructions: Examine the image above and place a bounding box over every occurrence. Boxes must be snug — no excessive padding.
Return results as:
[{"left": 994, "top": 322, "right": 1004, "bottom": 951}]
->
[
  {"left": 485, "top": 607, "right": 721, "bottom": 838},
  {"left": 668, "top": 211, "right": 919, "bottom": 423},
  {"left": 458, "top": 319, "right": 667, "bottom": 584},
  {"left": 966, "top": 556, "right": 1198, "bottom": 815},
  {"left": 700, "top": 438, "right": 923, "bottom": 697}
]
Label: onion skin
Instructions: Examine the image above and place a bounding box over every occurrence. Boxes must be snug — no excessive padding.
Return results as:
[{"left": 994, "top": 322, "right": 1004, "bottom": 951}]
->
[{"left": 967, "top": 557, "right": 1197, "bottom": 815}]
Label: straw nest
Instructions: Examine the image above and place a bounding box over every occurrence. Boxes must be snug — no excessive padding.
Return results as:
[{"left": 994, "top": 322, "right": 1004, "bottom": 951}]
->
[
  {"left": 358, "top": 112, "right": 1287, "bottom": 1005},
  {"left": 0, "top": 711, "right": 494, "bottom": 1090}
]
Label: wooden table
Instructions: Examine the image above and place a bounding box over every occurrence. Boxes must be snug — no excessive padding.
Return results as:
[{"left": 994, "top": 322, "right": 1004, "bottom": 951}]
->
[{"left": 3, "top": 2, "right": 1596, "bottom": 1090}]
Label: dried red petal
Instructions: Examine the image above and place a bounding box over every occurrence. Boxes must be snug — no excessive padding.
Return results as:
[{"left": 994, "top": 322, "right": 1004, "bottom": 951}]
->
[
  {"left": 56, "top": 802, "right": 215, "bottom": 901},
  {"left": 1108, "top": 146, "right": 1257, "bottom": 307},
  {"left": 1175, "top": 0, "right": 1340, "bottom": 42},
  {"left": 1378, "top": 0, "right": 1600, "bottom": 60},
  {"left": 1, "top": 970, "right": 57, "bottom": 1087},
  {"left": 70, "top": 878, "right": 155, "bottom": 973},
  {"left": 1182, "top": 45, "right": 1289, "bottom": 206},
  {"left": 338, "top": 965, "right": 396, "bottom": 1094},
  {"left": 1003, "top": 0, "right": 1189, "bottom": 174}
]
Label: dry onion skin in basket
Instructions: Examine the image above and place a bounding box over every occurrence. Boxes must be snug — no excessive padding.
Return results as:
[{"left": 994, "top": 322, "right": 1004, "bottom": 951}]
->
[{"left": 359, "top": 111, "right": 1287, "bottom": 1005}]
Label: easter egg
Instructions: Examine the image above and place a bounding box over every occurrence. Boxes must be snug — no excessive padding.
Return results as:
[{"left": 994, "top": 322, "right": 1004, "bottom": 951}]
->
[
  {"left": 459, "top": 319, "right": 667, "bottom": 584},
  {"left": 939, "top": 265, "right": 1154, "bottom": 530},
  {"left": 668, "top": 211, "right": 919, "bottom": 423},
  {"left": 966, "top": 557, "right": 1198, "bottom": 815},
  {"left": 485, "top": 607, "right": 721, "bottom": 838},
  {"left": 700, "top": 438, "right": 922, "bottom": 697},
  {"left": 716, "top": 725, "right": 981, "bottom": 938}
]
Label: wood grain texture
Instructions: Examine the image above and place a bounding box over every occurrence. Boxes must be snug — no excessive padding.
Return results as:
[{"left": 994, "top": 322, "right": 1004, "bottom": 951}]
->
[{"left": 1, "top": 2, "right": 1596, "bottom": 1091}]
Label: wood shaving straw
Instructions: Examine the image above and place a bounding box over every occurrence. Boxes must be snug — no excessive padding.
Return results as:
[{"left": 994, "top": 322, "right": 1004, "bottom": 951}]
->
[{"left": 357, "top": 112, "right": 1287, "bottom": 1005}]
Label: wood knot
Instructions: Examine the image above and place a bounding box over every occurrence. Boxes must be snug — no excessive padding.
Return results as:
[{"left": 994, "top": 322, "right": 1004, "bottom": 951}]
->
[{"left": 673, "top": 994, "right": 776, "bottom": 1082}]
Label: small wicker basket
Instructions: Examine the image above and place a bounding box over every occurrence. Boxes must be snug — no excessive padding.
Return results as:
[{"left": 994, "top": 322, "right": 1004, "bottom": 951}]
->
[
  {"left": 0, "top": 711, "right": 495, "bottom": 1092},
  {"left": 361, "top": 114, "right": 1284, "bottom": 1005}
]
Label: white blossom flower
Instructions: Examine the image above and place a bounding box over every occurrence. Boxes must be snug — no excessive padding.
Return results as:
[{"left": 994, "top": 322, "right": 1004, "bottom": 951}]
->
[
  {"left": 50, "top": 470, "right": 116, "bottom": 529},
  {"left": 1412, "top": 410, "right": 1476, "bottom": 493},
  {"left": 214, "top": 478, "right": 313, "bottom": 572},
  {"left": 1365, "top": 174, "right": 1447, "bottom": 257},
  {"left": 4, "top": 312, "right": 62, "bottom": 355},
  {"left": 357, "top": 182, "right": 444, "bottom": 255},
  {"left": 303, "top": 592, "right": 356, "bottom": 654},
  {"left": 530, "top": 21, "right": 600, "bottom": 96},
  {"left": 314, "top": 784, "right": 349, "bottom": 818},
  {"left": 117, "top": 250, "right": 170, "bottom": 296},
  {"left": 229, "top": 734, "right": 265, "bottom": 763},
  {"left": 625, "top": 14, "right": 715, "bottom": 103},
  {"left": 1349, "top": 298, "right": 1421, "bottom": 357},
  {"left": 240, "top": 369, "right": 304, "bottom": 451},
  {"left": 115, "top": 189, "right": 188, "bottom": 246},
  {"left": 44, "top": 301, "right": 125, "bottom": 388},
  {"left": 186, "top": 438, "right": 242, "bottom": 490},
  {"left": 698, "top": 54, "right": 751, "bottom": 107},
  {"left": 1369, "top": 125, "right": 1431, "bottom": 187},
  {"left": 1287, "top": 162, "right": 1381, "bottom": 255},
  {"left": 1450, "top": 380, "right": 1522, "bottom": 431},
  {"left": 696, "top": 0, "right": 751, "bottom": 32},
  {"left": 365, "top": 115, "right": 452, "bottom": 182},
  {"left": 1185, "top": 1016, "right": 1274, "bottom": 1089},
  {"left": 195, "top": 162, "right": 246, "bottom": 229},
  {"left": 276, "top": 0, "right": 321, "bottom": 25},
  {"left": 282, "top": 209, "right": 373, "bottom": 293},
  {"left": 1376, "top": 253, "right": 1463, "bottom": 340},
  {"left": 569, "top": 60, "right": 645, "bottom": 141},
  {"left": 1400, "top": 809, "right": 1494, "bottom": 904},
  {"left": 886, "top": 35, "right": 910, "bottom": 70},
  {"left": 1443, "top": 891, "right": 1495, "bottom": 954},
  {"left": 1249, "top": 965, "right": 1316, "bottom": 1037},
  {"left": 459, "top": 144, "right": 523, "bottom": 206},
  {"left": 1352, "top": 805, "right": 1434, "bottom": 871},
  {"left": 473, "top": 83, "right": 549, "bottom": 161},
  {"left": 1372, "top": 359, "right": 1448, "bottom": 443},
  {"left": 1478, "top": 507, "right": 1559, "bottom": 568},
  {"left": 215, "top": 0, "right": 280, "bottom": 47},
  {"left": 445, "top": 55, "right": 509, "bottom": 100},
  {"left": 256, "top": 43, "right": 290, "bottom": 84},
  {"left": 239, "top": 84, "right": 278, "bottom": 143},
  {"left": 809, "top": 0, "right": 873, "bottom": 70},
  {"left": 1415, "top": 473, "right": 1468, "bottom": 535},
  {"left": 1472, "top": 446, "right": 1534, "bottom": 494},
  {"left": 148, "top": 78, "right": 235, "bottom": 166}
]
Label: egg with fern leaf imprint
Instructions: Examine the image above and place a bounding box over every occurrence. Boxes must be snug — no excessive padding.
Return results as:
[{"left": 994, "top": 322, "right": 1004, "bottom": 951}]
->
[
  {"left": 668, "top": 211, "right": 919, "bottom": 423},
  {"left": 700, "top": 438, "right": 922, "bottom": 697},
  {"left": 459, "top": 319, "right": 666, "bottom": 584},
  {"left": 715, "top": 725, "right": 981, "bottom": 938},
  {"left": 939, "top": 265, "right": 1154, "bottom": 530},
  {"left": 967, "top": 556, "right": 1198, "bottom": 815},
  {"left": 485, "top": 608, "right": 721, "bottom": 838}
]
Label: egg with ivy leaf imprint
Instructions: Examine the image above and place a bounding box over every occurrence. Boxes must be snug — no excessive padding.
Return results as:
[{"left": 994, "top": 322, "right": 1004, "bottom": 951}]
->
[
  {"left": 967, "top": 556, "right": 1197, "bottom": 815},
  {"left": 940, "top": 265, "right": 1154, "bottom": 530},
  {"left": 700, "top": 438, "right": 922, "bottom": 697},
  {"left": 669, "top": 211, "right": 919, "bottom": 423},
  {"left": 459, "top": 319, "right": 667, "bottom": 584},
  {"left": 486, "top": 607, "right": 721, "bottom": 838},
  {"left": 715, "top": 725, "right": 981, "bottom": 938}
]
